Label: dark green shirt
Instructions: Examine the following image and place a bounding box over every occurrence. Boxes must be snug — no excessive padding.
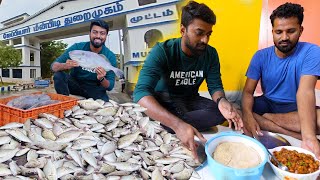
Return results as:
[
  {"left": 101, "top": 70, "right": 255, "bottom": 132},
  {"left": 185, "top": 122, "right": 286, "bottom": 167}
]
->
[
  {"left": 133, "top": 38, "right": 224, "bottom": 103},
  {"left": 51, "top": 42, "right": 116, "bottom": 91}
]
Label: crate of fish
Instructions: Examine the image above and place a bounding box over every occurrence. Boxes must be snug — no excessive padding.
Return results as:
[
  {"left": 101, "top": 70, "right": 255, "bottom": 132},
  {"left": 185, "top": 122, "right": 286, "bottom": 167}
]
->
[{"left": 0, "top": 92, "right": 78, "bottom": 126}]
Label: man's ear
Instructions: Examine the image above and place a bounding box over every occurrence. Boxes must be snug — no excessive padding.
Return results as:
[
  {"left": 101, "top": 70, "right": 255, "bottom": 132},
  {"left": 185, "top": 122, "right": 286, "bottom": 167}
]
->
[
  {"left": 181, "top": 24, "right": 186, "bottom": 36},
  {"left": 299, "top": 26, "right": 304, "bottom": 36}
]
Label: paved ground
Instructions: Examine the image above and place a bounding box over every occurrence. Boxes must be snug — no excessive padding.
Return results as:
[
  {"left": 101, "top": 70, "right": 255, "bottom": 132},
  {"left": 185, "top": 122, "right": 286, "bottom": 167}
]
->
[{"left": 0, "top": 80, "right": 133, "bottom": 103}]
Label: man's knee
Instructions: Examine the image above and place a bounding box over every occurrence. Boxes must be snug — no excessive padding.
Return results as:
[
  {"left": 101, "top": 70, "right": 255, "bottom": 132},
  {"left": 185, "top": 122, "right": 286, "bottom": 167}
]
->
[
  {"left": 86, "top": 88, "right": 109, "bottom": 102},
  {"left": 99, "top": 95, "right": 109, "bottom": 102},
  {"left": 193, "top": 96, "right": 216, "bottom": 110},
  {"left": 53, "top": 71, "right": 67, "bottom": 82},
  {"left": 52, "top": 71, "right": 71, "bottom": 95},
  {"left": 185, "top": 109, "right": 225, "bottom": 131}
]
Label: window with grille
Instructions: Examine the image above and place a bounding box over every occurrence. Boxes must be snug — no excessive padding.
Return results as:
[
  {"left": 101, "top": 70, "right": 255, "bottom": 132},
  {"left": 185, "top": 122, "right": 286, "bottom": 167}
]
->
[
  {"left": 30, "top": 69, "right": 36, "bottom": 78},
  {"left": 2, "top": 69, "right": 9, "bottom": 77},
  {"left": 12, "top": 69, "right": 22, "bottom": 78}
]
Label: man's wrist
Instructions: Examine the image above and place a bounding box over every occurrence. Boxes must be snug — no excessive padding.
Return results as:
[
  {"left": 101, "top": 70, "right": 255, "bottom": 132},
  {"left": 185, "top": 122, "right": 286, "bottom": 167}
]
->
[
  {"left": 99, "top": 77, "right": 105, "bottom": 83},
  {"left": 63, "top": 63, "right": 69, "bottom": 70},
  {"left": 242, "top": 110, "right": 253, "bottom": 119},
  {"left": 302, "top": 135, "right": 318, "bottom": 143},
  {"left": 171, "top": 119, "right": 183, "bottom": 132},
  {"left": 216, "top": 96, "right": 226, "bottom": 106}
]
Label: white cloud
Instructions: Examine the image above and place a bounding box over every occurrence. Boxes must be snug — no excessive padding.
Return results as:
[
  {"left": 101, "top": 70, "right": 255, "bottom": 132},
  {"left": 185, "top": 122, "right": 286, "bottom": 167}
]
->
[{"left": 0, "top": 0, "right": 57, "bottom": 26}]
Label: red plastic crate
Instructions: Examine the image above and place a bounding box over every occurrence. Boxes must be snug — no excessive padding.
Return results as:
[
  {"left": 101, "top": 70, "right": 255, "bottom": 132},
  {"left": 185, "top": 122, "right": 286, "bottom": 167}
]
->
[{"left": 0, "top": 92, "right": 78, "bottom": 126}]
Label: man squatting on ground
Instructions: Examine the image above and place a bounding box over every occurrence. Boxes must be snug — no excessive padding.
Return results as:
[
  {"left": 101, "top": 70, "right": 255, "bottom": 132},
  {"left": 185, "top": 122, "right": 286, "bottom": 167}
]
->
[
  {"left": 51, "top": 20, "right": 117, "bottom": 101},
  {"left": 133, "top": 1, "right": 243, "bottom": 159}
]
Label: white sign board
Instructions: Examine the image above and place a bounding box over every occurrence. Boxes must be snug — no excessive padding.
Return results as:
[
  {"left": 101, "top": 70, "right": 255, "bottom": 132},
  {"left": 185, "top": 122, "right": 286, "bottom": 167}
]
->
[{"left": 126, "top": 4, "right": 178, "bottom": 28}]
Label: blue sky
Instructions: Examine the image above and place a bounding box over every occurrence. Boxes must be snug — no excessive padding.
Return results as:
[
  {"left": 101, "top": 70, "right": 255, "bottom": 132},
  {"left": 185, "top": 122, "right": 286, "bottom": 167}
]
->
[{"left": 0, "top": 0, "right": 122, "bottom": 54}]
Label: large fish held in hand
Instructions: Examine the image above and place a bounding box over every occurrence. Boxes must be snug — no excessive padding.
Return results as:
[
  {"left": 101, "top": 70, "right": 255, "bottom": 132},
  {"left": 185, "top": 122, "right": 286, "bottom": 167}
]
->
[{"left": 69, "top": 50, "right": 124, "bottom": 78}]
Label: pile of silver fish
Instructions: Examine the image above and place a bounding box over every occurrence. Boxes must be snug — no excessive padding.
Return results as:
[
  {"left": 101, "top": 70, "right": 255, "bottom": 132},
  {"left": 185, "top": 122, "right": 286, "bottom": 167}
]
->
[
  {"left": 6, "top": 94, "right": 60, "bottom": 110},
  {"left": 0, "top": 98, "right": 201, "bottom": 179}
]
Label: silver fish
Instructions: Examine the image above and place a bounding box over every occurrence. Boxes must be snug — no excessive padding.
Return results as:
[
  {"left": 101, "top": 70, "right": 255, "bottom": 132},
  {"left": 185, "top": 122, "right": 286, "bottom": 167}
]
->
[
  {"left": 5, "top": 129, "right": 32, "bottom": 143},
  {"left": 0, "top": 148, "right": 19, "bottom": 163},
  {"left": 93, "top": 173, "right": 108, "bottom": 180},
  {"left": 81, "top": 149, "right": 98, "bottom": 169},
  {"left": 56, "top": 130, "right": 83, "bottom": 143},
  {"left": 69, "top": 50, "right": 124, "bottom": 78},
  {"left": 57, "top": 167, "right": 75, "bottom": 179},
  {"left": 9, "top": 160, "right": 21, "bottom": 176},
  {"left": 65, "top": 148, "right": 84, "bottom": 168},
  {"left": 16, "top": 148, "right": 31, "bottom": 157},
  {"left": 105, "top": 161, "right": 140, "bottom": 172},
  {"left": 0, "top": 122, "right": 24, "bottom": 130},
  {"left": 78, "top": 99, "right": 104, "bottom": 110},
  {"left": 0, "top": 136, "right": 11, "bottom": 145},
  {"left": 36, "top": 140, "right": 68, "bottom": 151},
  {"left": 0, "top": 165, "right": 12, "bottom": 176},
  {"left": 151, "top": 167, "right": 164, "bottom": 180},
  {"left": 99, "top": 163, "right": 116, "bottom": 174},
  {"left": 43, "top": 159, "right": 57, "bottom": 180},
  {"left": 72, "top": 139, "right": 97, "bottom": 150},
  {"left": 154, "top": 157, "right": 181, "bottom": 165},
  {"left": 171, "top": 167, "right": 193, "bottom": 180},
  {"left": 118, "top": 131, "right": 141, "bottom": 149},
  {"left": 94, "top": 107, "right": 117, "bottom": 117},
  {"left": 99, "top": 141, "right": 117, "bottom": 158}
]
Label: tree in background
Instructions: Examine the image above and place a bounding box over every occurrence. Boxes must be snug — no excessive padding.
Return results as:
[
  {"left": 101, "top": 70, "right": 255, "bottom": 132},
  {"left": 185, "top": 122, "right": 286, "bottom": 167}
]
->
[
  {"left": 115, "top": 54, "right": 123, "bottom": 67},
  {"left": 40, "top": 41, "right": 67, "bottom": 78},
  {"left": 0, "top": 42, "right": 22, "bottom": 84}
]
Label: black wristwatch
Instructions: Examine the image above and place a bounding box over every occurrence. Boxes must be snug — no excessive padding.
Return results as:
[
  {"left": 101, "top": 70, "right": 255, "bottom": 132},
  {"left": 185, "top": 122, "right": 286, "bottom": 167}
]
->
[
  {"left": 99, "top": 77, "right": 105, "bottom": 83},
  {"left": 216, "top": 96, "right": 226, "bottom": 106}
]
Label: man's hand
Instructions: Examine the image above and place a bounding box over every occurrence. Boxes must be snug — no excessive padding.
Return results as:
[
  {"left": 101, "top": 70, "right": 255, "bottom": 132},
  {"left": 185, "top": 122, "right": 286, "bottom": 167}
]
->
[
  {"left": 218, "top": 98, "right": 243, "bottom": 130},
  {"left": 65, "top": 59, "right": 79, "bottom": 70},
  {"left": 96, "top": 66, "right": 107, "bottom": 80},
  {"left": 174, "top": 122, "right": 206, "bottom": 161},
  {"left": 242, "top": 113, "right": 262, "bottom": 138},
  {"left": 301, "top": 136, "right": 320, "bottom": 159}
]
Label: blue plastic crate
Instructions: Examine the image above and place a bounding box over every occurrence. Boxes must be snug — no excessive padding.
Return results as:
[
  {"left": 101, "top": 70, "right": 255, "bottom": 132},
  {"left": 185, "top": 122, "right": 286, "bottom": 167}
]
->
[{"left": 34, "top": 80, "right": 50, "bottom": 88}]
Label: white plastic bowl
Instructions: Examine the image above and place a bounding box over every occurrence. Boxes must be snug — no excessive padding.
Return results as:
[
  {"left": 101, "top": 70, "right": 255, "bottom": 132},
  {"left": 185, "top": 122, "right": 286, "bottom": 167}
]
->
[{"left": 268, "top": 146, "right": 320, "bottom": 180}]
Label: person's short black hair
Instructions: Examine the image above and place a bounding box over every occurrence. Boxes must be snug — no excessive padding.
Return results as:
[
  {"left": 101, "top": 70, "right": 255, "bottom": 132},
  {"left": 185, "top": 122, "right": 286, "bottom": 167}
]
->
[
  {"left": 181, "top": 1, "right": 216, "bottom": 28},
  {"left": 90, "top": 19, "right": 109, "bottom": 32},
  {"left": 270, "top": 2, "right": 304, "bottom": 26},
  {"left": 144, "top": 29, "right": 163, "bottom": 48}
]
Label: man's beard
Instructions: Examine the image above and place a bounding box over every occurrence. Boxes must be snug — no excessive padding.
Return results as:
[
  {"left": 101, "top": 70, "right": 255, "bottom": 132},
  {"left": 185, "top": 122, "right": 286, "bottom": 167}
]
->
[
  {"left": 90, "top": 38, "right": 105, "bottom": 48},
  {"left": 185, "top": 36, "right": 207, "bottom": 56},
  {"left": 274, "top": 40, "right": 298, "bottom": 54}
]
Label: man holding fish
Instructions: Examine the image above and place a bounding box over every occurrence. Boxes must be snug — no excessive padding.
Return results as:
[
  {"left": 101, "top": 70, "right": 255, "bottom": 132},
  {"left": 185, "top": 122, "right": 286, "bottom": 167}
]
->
[
  {"left": 133, "top": 1, "right": 243, "bottom": 160},
  {"left": 51, "top": 19, "right": 120, "bottom": 101}
]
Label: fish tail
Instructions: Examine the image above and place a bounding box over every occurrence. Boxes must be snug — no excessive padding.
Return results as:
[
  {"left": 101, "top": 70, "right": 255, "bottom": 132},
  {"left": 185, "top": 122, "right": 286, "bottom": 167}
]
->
[{"left": 112, "top": 69, "right": 124, "bottom": 78}]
